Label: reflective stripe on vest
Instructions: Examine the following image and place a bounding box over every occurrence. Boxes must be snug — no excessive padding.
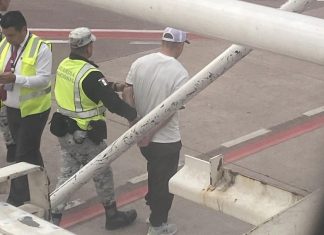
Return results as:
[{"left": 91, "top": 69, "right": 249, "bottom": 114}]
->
[
  {"left": 74, "top": 63, "right": 93, "bottom": 112},
  {"left": 19, "top": 86, "right": 51, "bottom": 102},
  {"left": 0, "top": 38, "right": 7, "bottom": 55},
  {"left": 28, "top": 37, "right": 40, "bottom": 58},
  {"left": 57, "top": 105, "right": 106, "bottom": 119}
]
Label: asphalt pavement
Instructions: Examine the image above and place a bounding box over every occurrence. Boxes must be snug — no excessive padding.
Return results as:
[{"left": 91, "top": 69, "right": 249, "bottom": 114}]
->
[{"left": 1, "top": 0, "right": 324, "bottom": 234}]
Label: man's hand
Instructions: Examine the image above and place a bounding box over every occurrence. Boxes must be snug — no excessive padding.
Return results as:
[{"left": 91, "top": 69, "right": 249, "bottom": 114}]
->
[
  {"left": 137, "top": 134, "right": 153, "bottom": 147},
  {"left": 114, "top": 82, "right": 125, "bottom": 92},
  {"left": 122, "top": 85, "right": 135, "bottom": 108},
  {"left": 129, "top": 115, "right": 140, "bottom": 127},
  {"left": 0, "top": 72, "right": 15, "bottom": 84}
]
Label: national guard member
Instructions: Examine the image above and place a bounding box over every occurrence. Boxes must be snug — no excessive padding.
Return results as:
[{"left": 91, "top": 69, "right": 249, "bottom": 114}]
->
[{"left": 50, "top": 27, "right": 137, "bottom": 230}]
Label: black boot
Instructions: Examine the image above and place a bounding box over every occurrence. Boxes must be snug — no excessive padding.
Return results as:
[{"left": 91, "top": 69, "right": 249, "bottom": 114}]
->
[
  {"left": 104, "top": 202, "right": 137, "bottom": 230},
  {"left": 6, "top": 143, "right": 16, "bottom": 162},
  {"left": 51, "top": 213, "right": 62, "bottom": 226}
]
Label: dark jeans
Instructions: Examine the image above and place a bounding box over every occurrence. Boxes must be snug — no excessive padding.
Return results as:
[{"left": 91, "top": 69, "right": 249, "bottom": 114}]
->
[
  {"left": 6, "top": 107, "right": 50, "bottom": 206},
  {"left": 140, "top": 141, "right": 182, "bottom": 227}
]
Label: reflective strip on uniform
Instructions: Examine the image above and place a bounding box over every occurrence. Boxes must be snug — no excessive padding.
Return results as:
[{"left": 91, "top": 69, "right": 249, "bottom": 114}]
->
[
  {"left": 19, "top": 86, "right": 51, "bottom": 102},
  {"left": 0, "top": 36, "right": 40, "bottom": 59},
  {"left": 45, "top": 41, "right": 52, "bottom": 51},
  {"left": 0, "top": 39, "right": 8, "bottom": 55},
  {"left": 28, "top": 37, "right": 40, "bottom": 58},
  {"left": 58, "top": 105, "right": 106, "bottom": 119},
  {"left": 74, "top": 63, "right": 94, "bottom": 112}
]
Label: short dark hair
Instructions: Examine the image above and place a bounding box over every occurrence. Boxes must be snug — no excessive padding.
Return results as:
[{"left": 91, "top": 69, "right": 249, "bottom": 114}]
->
[
  {"left": 161, "top": 40, "right": 182, "bottom": 49},
  {"left": 0, "top": 11, "right": 27, "bottom": 31},
  {"left": 71, "top": 42, "right": 91, "bottom": 55}
]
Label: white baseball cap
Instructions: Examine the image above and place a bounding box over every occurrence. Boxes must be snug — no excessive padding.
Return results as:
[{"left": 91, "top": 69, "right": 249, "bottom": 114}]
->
[
  {"left": 69, "top": 27, "right": 96, "bottom": 48},
  {"left": 162, "top": 27, "right": 190, "bottom": 44}
]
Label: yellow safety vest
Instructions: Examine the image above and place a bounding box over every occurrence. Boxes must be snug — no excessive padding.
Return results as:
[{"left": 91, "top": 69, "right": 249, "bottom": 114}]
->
[
  {"left": 54, "top": 58, "right": 105, "bottom": 130},
  {"left": 0, "top": 34, "right": 51, "bottom": 117}
]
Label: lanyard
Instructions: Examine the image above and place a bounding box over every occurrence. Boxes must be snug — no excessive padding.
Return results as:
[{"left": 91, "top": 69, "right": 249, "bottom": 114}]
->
[{"left": 10, "top": 32, "right": 32, "bottom": 73}]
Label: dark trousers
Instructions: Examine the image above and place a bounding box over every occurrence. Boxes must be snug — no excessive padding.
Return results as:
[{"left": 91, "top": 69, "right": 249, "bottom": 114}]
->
[
  {"left": 140, "top": 141, "right": 181, "bottom": 227},
  {"left": 6, "top": 107, "right": 50, "bottom": 206}
]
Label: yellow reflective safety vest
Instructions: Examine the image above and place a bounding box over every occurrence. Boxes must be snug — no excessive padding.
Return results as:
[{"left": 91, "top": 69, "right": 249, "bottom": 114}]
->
[
  {"left": 0, "top": 34, "right": 52, "bottom": 117},
  {"left": 54, "top": 58, "right": 106, "bottom": 130}
]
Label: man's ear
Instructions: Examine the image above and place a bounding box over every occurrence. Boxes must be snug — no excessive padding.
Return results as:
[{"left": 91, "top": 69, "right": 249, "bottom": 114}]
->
[{"left": 86, "top": 43, "right": 92, "bottom": 55}]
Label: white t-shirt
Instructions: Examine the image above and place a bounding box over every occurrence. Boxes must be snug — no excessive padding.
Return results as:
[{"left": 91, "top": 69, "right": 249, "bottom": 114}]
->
[{"left": 126, "top": 52, "right": 189, "bottom": 143}]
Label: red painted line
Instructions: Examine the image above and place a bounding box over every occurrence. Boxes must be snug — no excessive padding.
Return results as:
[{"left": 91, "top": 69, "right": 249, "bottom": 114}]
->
[
  {"left": 30, "top": 29, "right": 204, "bottom": 40},
  {"left": 224, "top": 114, "right": 324, "bottom": 163},
  {"left": 60, "top": 185, "right": 148, "bottom": 228}
]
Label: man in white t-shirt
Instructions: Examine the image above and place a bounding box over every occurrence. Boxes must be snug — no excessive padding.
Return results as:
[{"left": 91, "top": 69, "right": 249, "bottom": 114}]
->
[{"left": 123, "top": 27, "right": 189, "bottom": 235}]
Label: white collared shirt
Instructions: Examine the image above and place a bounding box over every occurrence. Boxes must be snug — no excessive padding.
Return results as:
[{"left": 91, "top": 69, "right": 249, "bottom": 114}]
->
[{"left": 3, "top": 30, "right": 52, "bottom": 108}]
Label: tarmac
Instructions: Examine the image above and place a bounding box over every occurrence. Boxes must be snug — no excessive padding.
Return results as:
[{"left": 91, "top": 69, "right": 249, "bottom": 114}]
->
[{"left": 1, "top": 0, "right": 324, "bottom": 234}]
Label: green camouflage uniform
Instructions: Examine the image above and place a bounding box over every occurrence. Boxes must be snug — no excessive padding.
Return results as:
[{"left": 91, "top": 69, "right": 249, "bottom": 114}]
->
[{"left": 53, "top": 130, "right": 115, "bottom": 213}]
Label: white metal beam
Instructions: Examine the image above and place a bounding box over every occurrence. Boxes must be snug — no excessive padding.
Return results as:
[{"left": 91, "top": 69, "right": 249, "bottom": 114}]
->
[
  {"left": 244, "top": 189, "right": 322, "bottom": 235},
  {"left": 0, "top": 202, "right": 75, "bottom": 235},
  {"left": 68, "top": 0, "right": 324, "bottom": 65},
  {"left": 169, "top": 155, "right": 303, "bottom": 225}
]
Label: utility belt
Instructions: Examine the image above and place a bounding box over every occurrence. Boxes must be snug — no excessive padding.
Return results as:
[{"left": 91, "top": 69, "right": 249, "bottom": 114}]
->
[{"left": 49, "top": 112, "right": 107, "bottom": 145}]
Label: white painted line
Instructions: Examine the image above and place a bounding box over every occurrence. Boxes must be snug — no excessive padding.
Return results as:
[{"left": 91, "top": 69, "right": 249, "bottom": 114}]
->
[
  {"left": 49, "top": 40, "right": 69, "bottom": 44},
  {"left": 64, "top": 199, "right": 86, "bottom": 210},
  {"left": 221, "top": 128, "right": 271, "bottom": 148},
  {"left": 303, "top": 106, "right": 324, "bottom": 117},
  {"left": 128, "top": 173, "right": 148, "bottom": 184},
  {"left": 129, "top": 41, "right": 161, "bottom": 45}
]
